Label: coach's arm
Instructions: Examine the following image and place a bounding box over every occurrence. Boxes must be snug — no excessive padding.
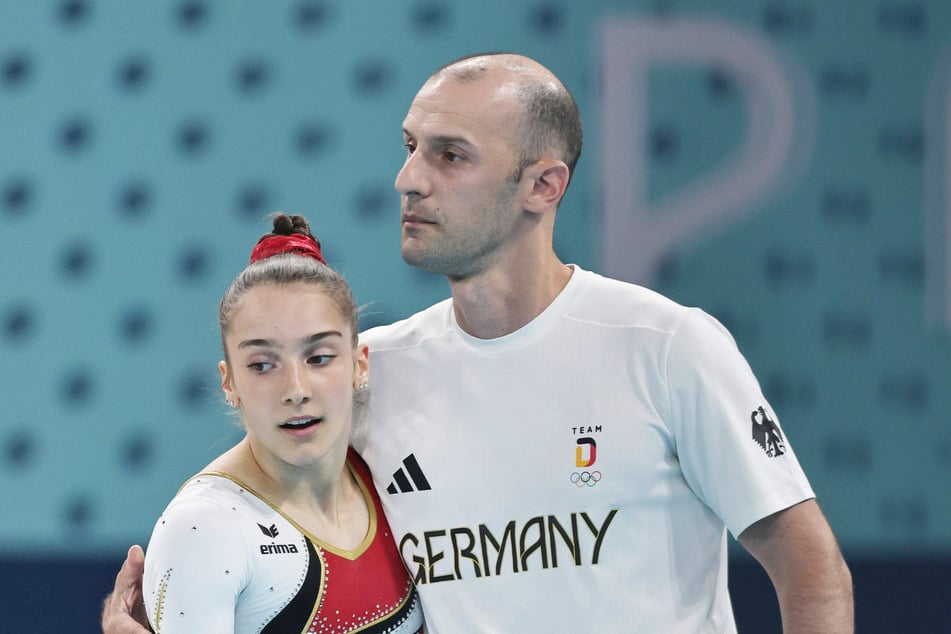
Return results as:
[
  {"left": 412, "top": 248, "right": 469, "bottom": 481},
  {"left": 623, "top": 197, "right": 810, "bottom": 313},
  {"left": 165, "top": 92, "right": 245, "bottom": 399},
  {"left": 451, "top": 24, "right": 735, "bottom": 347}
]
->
[{"left": 738, "top": 499, "right": 853, "bottom": 633}]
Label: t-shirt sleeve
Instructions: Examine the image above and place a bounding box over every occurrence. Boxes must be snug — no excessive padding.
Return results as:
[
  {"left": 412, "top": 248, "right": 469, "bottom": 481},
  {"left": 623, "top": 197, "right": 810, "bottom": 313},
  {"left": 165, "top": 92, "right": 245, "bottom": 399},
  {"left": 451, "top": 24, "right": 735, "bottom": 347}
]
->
[
  {"left": 143, "top": 493, "right": 250, "bottom": 632},
  {"left": 664, "top": 308, "right": 815, "bottom": 538}
]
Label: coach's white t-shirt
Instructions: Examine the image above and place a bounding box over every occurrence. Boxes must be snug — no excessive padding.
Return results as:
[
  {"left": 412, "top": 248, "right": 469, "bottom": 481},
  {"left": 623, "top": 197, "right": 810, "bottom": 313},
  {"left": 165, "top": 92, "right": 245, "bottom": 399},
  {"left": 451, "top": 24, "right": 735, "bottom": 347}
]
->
[{"left": 354, "top": 265, "right": 814, "bottom": 633}]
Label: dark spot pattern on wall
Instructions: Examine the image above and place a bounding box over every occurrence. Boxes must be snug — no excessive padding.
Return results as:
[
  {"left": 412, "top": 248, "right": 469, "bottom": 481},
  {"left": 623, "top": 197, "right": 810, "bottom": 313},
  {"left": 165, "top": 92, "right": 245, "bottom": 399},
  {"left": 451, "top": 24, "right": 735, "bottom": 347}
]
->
[
  {"left": 294, "top": 121, "right": 335, "bottom": 159},
  {"left": 824, "top": 434, "right": 873, "bottom": 473},
  {"left": 353, "top": 183, "right": 390, "bottom": 220},
  {"left": 57, "top": 116, "right": 93, "bottom": 154},
  {"left": 116, "top": 55, "right": 153, "bottom": 93},
  {"left": 649, "top": 124, "right": 679, "bottom": 161},
  {"left": 177, "top": 369, "right": 214, "bottom": 409},
  {"left": 119, "top": 430, "right": 156, "bottom": 472},
  {"left": 235, "top": 182, "right": 272, "bottom": 222},
  {"left": 293, "top": 0, "right": 334, "bottom": 31},
  {"left": 62, "top": 494, "right": 95, "bottom": 530},
  {"left": 176, "top": 0, "right": 210, "bottom": 31},
  {"left": 821, "top": 186, "right": 871, "bottom": 226},
  {"left": 3, "top": 429, "right": 38, "bottom": 470},
  {"left": 234, "top": 57, "right": 272, "bottom": 96},
  {"left": 762, "top": 2, "right": 815, "bottom": 36},
  {"left": 115, "top": 180, "right": 153, "bottom": 220},
  {"left": 706, "top": 68, "right": 737, "bottom": 100},
  {"left": 528, "top": 4, "right": 564, "bottom": 34},
  {"left": 2, "top": 304, "right": 36, "bottom": 343},
  {"left": 2, "top": 51, "right": 33, "bottom": 89},
  {"left": 59, "top": 241, "right": 95, "bottom": 280},
  {"left": 877, "top": 2, "right": 926, "bottom": 38},
  {"left": 176, "top": 243, "right": 211, "bottom": 283},
  {"left": 57, "top": 0, "right": 91, "bottom": 27},
  {"left": 411, "top": 2, "right": 451, "bottom": 32},
  {"left": 117, "top": 305, "right": 155, "bottom": 345},
  {"left": 351, "top": 59, "right": 393, "bottom": 96},
  {"left": 176, "top": 119, "right": 212, "bottom": 157},
  {"left": 60, "top": 369, "right": 95, "bottom": 407},
  {"left": 2, "top": 177, "right": 35, "bottom": 219}
]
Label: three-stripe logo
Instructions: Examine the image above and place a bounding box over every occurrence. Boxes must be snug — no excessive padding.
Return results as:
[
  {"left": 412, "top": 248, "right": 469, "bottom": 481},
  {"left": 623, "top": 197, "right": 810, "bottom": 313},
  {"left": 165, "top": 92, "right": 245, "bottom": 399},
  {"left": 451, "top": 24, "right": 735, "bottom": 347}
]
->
[{"left": 386, "top": 453, "right": 431, "bottom": 494}]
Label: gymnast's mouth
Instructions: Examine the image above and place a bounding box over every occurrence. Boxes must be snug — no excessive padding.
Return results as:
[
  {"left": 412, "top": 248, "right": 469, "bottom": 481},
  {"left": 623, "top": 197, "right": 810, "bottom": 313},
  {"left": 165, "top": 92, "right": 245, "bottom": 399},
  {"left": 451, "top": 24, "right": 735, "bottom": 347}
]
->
[{"left": 279, "top": 417, "right": 321, "bottom": 430}]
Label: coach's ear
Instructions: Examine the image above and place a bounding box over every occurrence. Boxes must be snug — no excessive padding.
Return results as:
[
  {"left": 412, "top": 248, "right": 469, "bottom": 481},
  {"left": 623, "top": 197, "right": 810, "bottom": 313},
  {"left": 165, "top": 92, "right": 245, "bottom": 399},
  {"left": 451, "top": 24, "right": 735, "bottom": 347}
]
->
[{"left": 521, "top": 158, "right": 570, "bottom": 214}]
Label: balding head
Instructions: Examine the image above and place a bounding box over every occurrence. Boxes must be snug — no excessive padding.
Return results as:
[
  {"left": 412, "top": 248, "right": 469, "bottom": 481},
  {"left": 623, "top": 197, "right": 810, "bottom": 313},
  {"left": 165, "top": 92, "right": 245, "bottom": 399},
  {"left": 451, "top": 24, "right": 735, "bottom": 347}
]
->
[{"left": 427, "top": 53, "right": 583, "bottom": 182}]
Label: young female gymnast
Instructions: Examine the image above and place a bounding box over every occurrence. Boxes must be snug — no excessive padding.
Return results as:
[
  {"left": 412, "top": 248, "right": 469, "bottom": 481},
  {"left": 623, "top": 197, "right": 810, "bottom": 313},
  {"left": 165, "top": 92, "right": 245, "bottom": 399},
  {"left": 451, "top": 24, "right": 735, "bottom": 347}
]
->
[{"left": 141, "top": 213, "right": 422, "bottom": 633}]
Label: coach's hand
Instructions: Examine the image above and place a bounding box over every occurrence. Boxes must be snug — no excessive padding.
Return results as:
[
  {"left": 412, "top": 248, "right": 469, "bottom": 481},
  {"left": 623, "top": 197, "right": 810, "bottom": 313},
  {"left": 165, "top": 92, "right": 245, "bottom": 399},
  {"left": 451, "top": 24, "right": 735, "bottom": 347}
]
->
[{"left": 101, "top": 545, "right": 152, "bottom": 634}]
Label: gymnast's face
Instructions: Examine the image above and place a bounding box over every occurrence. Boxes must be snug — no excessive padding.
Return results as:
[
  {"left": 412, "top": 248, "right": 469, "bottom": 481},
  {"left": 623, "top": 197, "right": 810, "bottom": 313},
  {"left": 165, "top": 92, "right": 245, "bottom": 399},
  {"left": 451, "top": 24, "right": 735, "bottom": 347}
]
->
[{"left": 218, "top": 282, "right": 368, "bottom": 472}]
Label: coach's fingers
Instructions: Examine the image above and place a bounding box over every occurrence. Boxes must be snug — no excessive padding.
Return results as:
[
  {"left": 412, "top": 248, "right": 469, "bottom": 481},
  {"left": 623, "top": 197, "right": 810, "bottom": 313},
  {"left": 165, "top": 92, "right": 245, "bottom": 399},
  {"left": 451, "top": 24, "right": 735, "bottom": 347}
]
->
[{"left": 101, "top": 545, "right": 151, "bottom": 633}]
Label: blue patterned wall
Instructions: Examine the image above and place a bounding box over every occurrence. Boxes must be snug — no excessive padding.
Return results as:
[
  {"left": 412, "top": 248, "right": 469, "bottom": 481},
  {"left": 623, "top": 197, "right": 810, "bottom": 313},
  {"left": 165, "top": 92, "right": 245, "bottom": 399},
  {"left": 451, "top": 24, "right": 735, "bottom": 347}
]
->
[{"left": 1, "top": 0, "right": 949, "bottom": 568}]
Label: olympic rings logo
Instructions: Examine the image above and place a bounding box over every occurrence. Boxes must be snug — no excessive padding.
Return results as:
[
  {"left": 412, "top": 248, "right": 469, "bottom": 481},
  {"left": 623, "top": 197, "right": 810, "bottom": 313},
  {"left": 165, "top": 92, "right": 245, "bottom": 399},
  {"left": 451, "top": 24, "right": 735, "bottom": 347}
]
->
[{"left": 570, "top": 470, "right": 602, "bottom": 488}]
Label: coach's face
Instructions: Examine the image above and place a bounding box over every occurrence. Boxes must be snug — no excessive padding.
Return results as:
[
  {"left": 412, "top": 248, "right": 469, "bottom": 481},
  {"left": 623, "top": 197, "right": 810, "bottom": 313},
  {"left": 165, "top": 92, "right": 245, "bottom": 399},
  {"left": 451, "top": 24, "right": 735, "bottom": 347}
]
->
[{"left": 394, "top": 72, "right": 526, "bottom": 280}]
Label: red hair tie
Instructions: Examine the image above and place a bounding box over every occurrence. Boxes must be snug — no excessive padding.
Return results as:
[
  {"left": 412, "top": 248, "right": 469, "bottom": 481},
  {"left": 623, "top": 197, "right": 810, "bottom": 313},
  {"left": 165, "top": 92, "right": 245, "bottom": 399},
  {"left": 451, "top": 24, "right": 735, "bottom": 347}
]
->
[{"left": 250, "top": 234, "right": 326, "bottom": 265}]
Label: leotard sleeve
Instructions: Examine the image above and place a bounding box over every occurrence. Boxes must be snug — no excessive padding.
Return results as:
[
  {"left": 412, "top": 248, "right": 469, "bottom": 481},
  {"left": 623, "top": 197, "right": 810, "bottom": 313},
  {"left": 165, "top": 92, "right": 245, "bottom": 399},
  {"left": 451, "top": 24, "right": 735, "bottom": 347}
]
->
[{"left": 143, "top": 491, "right": 251, "bottom": 632}]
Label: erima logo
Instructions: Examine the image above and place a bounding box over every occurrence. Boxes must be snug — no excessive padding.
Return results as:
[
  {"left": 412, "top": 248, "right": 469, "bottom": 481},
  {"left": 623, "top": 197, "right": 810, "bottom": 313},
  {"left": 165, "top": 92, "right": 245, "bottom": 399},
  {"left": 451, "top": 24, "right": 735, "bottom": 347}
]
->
[
  {"left": 257, "top": 523, "right": 297, "bottom": 554},
  {"left": 751, "top": 406, "right": 786, "bottom": 457},
  {"left": 387, "top": 454, "right": 431, "bottom": 494},
  {"left": 260, "top": 543, "right": 299, "bottom": 555},
  {"left": 258, "top": 523, "right": 279, "bottom": 538}
]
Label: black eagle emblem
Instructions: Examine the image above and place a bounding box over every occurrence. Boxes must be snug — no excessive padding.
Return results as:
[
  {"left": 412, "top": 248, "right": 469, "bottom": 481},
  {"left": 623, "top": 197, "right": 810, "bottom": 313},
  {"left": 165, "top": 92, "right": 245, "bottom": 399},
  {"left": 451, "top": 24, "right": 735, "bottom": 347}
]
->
[
  {"left": 751, "top": 406, "right": 785, "bottom": 457},
  {"left": 258, "top": 523, "right": 279, "bottom": 538}
]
